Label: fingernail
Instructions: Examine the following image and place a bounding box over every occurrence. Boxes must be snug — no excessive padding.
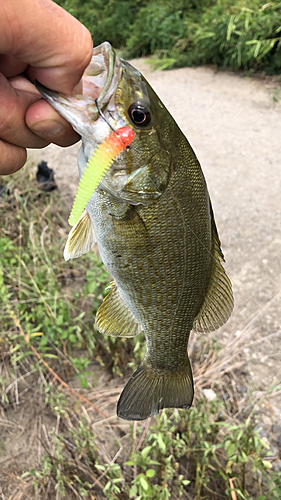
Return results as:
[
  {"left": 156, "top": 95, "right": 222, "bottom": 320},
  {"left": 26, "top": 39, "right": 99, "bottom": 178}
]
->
[{"left": 31, "top": 120, "right": 64, "bottom": 137}]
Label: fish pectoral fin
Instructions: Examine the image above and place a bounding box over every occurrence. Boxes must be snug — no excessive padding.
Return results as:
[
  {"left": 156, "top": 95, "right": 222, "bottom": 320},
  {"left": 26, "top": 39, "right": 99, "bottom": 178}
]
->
[
  {"left": 117, "top": 358, "right": 194, "bottom": 421},
  {"left": 95, "top": 283, "right": 142, "bottom": 338},
  {"left": 192, "top": 204, "right": 234, "bottom": 333},
  {"left": 120, "top": 151, "right": 171, "bottom": 205},
  {"left": 64, "top": 210, "right": 96, "bottom": 261}
]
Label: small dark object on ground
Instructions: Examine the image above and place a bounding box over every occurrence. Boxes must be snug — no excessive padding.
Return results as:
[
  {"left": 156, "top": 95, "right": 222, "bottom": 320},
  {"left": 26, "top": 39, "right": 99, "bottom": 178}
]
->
[
  {"left": 36, "top": 161, "right": 57, "bottom": 191},
  {"left": 0, "top": 185, "right": 10, "bottom": 197},
  {"left": 272, "top": 424, "right": 281, "bottom": 435}
]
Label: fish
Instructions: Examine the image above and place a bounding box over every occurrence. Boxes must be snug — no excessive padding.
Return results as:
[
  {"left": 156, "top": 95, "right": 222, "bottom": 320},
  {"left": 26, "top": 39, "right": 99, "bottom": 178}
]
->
[{"left": 36, "top": 41, "right": 234, "bottom": 421}]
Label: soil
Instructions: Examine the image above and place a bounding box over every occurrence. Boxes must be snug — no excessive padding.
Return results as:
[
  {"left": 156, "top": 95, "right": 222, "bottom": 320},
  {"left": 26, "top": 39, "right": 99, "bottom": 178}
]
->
[{"left": 2, "top": 61, "right": 281, "bottom": 496}]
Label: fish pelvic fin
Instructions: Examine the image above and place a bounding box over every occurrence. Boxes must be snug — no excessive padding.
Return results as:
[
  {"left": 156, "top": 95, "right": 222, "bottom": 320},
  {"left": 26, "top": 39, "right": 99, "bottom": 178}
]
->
[
  {"left": 117, "top": 357, "right": 194, "bottom": 421},
  {"left": 193, "top": 204, "right": 234, "bottom": 333},
  {"left": 95, "top": 283, "right": 142, "bottom": 338},
  {"left": 64, "top": 210, "right": 96, "bottom": 261}
]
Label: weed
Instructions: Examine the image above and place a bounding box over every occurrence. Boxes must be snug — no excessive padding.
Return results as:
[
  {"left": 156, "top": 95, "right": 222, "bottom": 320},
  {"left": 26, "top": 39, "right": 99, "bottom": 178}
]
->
[
  {"left": 20, "top": 394, "right": 281, "bottom": 499},
  {"left": 0, "top": 167, "right": 114, "bottom": 392}
]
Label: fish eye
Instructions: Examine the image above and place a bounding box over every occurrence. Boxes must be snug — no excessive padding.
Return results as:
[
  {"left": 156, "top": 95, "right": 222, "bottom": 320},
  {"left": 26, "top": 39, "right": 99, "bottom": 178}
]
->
[{"left": 128, "top": 103, "right": 151, "bottom": 127}]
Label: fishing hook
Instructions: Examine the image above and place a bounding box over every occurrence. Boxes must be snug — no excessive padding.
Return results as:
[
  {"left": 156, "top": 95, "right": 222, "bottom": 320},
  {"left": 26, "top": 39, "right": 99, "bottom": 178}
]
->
[
  {"left": 95, "top": 99, "right": 133, "bottom": 150},
  {"left": 95, "top": 99, "right": 117, "bottom": 134}
]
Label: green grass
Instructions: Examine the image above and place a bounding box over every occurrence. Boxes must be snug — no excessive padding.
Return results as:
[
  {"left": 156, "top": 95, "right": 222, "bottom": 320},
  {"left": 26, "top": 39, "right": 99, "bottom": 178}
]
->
[
  {"left": 0, "top": 164, "right": 280, "bottom": 499},
  {"left": 0, "top": 166, "right": 145, "bottom": 386}
]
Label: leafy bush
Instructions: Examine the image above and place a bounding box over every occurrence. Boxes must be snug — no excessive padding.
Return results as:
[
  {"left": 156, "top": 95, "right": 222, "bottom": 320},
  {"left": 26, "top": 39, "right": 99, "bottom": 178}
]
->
[
  {"left": 55, "top": 0, "right": 281, "bottom": 74},
  {"left": 54, "top": 0, "right": 149, "bottom": 48},
  {"left": 125, "top": 2, "right": 188, "bottom": 57},
  {"left": 173, "top": 0, "right": 281, "bottom": 72}
]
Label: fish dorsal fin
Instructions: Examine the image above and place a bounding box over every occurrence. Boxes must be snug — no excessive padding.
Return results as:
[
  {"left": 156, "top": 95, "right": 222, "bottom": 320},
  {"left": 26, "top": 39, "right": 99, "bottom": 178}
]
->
[
  {"left": 192, "top": 205, "right": 234, "bottom": 333},
  {"left": 64, "top": 210, "right": 96, "bottom": 261},
  {"left": 96, "top": 283, "right": 142, "bottom": 338}
]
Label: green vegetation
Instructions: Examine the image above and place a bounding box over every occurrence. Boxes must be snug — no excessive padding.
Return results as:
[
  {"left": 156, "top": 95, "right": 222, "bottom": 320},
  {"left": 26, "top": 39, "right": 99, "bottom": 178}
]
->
[
  {"left": 1, "top": 165, "right": 281, "bottom": 499},
  {"left": 55, "top": 0, "right": 281, "bottom": 74},
  {"left": 0, "top": 167, "right": 145, "bottom": 387},
  {"left": 18, "top": 393, "right": 281, "bottom": 499}
]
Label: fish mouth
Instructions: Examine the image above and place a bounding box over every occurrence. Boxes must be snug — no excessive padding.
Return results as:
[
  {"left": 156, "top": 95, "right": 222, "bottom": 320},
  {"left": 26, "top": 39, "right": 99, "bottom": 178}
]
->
[{"left": 35, "top": 42, "right": 122, "bottom": 138}]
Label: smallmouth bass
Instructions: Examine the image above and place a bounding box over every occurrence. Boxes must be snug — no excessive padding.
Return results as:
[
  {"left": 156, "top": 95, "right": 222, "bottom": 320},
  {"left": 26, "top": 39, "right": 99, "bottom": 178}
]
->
[{"left": 37, "top": 42, "right": 234, "bottom": 421}]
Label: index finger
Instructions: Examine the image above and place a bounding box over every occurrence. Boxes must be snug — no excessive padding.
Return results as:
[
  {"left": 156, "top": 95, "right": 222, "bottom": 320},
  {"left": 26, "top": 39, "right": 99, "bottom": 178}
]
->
[{"left": 1, "top": 0, "right": 93, "bottom": 94}]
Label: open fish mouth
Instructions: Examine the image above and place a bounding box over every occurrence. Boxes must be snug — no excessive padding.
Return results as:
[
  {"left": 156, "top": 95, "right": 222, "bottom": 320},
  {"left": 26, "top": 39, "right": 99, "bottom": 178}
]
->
[{"left": 35, "top": 42, "right": 122, "bottom": 137}]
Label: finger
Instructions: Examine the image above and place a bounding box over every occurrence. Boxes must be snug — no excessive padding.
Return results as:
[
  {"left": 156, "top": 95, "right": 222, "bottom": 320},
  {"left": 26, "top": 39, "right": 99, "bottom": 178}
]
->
[
  {"left": 0, "top": 54, "right": 27, "bottom": 77},
  {"left": 1, "top": 0, "right": 93, "bottom": 94},
  {"left": 0, "top": 73, "right": 48, "bottom": 148},
  {"left": 9, "top": 75, "right": 80, "bottom": 146},
  {"left": 0, "top": 140, "right": 27, "bottom": 175},
  {"left": 26, "top": 99, "right": 80, "bottom": 147}
]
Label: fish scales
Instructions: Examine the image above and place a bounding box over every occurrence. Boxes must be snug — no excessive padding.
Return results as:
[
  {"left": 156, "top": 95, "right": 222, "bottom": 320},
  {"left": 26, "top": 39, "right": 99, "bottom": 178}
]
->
[{"left": 36, "top": 42, "right": 233, "bottom": 421}]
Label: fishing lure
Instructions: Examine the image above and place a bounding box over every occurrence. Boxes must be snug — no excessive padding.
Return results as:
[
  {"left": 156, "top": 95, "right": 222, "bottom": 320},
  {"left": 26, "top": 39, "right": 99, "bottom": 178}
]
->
[{"left": 68, "top": 126, "right": 135, "bottom": 226}]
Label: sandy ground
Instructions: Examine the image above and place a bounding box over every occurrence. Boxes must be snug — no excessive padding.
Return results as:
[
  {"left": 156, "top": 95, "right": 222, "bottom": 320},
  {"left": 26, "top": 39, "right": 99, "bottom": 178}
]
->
[{"left": 28, "top": 62, "right": 281, "bottom": 424}]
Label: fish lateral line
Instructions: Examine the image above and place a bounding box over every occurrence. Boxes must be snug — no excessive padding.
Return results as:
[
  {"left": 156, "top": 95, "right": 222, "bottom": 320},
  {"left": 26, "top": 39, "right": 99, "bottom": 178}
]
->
[{"left": 68, "top": 126, "right": 135, "bottom": 226}]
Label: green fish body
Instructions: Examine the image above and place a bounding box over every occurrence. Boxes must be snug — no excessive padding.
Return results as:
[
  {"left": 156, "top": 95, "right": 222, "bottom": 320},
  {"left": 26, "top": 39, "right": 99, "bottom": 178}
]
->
[{"left": 37, "top": 42, "right": 233, "bottom": 421}]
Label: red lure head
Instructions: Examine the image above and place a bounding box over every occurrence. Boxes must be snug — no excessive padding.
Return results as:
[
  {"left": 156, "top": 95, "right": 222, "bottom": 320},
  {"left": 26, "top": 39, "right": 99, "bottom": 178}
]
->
[{"left": 115, "top": 126, "right": 135, "bottom": 147}]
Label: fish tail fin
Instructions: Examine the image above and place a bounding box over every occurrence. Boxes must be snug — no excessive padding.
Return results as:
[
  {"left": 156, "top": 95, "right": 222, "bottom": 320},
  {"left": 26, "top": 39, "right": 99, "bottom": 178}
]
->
[{"left": 117, "top": 358, "right": 194, "bottom": 421}]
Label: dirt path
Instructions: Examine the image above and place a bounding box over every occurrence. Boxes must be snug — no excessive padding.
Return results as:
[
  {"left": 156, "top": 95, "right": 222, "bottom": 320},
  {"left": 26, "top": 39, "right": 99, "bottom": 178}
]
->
[{"left": 28, "top": 61, "right": 281, "bottom": 420}]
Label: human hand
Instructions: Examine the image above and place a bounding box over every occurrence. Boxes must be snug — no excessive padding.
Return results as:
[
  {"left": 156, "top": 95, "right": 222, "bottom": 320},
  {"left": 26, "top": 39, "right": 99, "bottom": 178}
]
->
[{"left": 0, "top": 0, "right": 93, "bottom": 175}]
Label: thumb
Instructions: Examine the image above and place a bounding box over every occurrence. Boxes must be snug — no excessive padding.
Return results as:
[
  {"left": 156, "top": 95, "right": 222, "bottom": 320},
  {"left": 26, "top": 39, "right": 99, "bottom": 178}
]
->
[{"left": 1, "top": 0, "right": 93, "bottom": 94}]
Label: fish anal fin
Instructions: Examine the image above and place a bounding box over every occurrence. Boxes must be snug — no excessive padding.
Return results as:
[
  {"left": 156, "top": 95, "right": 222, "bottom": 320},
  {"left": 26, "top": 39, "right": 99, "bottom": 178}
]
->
[
  {"left": 193, "top": 204, "right": 234, "bottom": 333},
  {"left": 64, "top": 210, "right": 95, "bottom": 261},
  {"left": 117, "top": 357, "right": 194, "bottom": 421},
  {"left": 96, "top": 283, "right": 142, "bottom": 338}
]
